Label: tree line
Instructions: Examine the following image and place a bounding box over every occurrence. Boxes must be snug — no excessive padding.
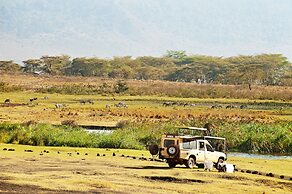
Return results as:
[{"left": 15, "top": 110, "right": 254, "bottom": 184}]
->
[{"left": 1, "top": 51, "right": 291, "bottom": 86}]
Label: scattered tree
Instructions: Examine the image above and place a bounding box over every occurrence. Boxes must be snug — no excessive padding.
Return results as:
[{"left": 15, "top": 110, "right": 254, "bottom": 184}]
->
[{"left": 0, "top": 61, "right": 21, "bottom": 73}]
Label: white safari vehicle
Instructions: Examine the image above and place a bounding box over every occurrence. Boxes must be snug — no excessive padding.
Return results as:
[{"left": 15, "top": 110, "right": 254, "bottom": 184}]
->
[{"left": 149, "top": 127, "right": 227, "bottom": 168}]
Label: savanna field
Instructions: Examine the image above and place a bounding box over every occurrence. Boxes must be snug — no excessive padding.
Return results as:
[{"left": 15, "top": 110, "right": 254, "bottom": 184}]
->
[
  {"left": 1, "top": 1, "right": 292, "bottom": 193},
  {"left": 0, "top": 73, "right": 291, "bottom": 193}
]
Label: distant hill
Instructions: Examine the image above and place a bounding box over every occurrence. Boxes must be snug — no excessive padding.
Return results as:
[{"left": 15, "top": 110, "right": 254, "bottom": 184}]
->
[{"left": 1, "top": 0, "right": 292, "bottom": 62}]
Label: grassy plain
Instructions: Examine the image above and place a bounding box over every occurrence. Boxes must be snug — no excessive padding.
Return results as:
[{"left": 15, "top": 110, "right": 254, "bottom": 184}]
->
[
  {"left": 0, "top": 74, "right": 291, "bottom": 193},
  {"left": 1, "top": 73, "right": 292, "bottom": 100},
  {"left": 0, "top": 74, "right": 291, "bottom": 153},
  {"left": 0, "top": 143, "right": 291, "bottom": 194},
  {"left": 0, "top": 73, "right": 291, "bottom": 125},
  {"left": 0, "top": 91, "right": 291, "bottom": 125}
]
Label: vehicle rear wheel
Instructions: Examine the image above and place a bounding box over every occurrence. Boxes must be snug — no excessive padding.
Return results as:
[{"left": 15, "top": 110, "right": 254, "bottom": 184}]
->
[
  {"left": 185, "top": 157, "right": 195, "bottom": 168},
  {"left": 168, "top": 161, "right": 177, "bottom": 168}
]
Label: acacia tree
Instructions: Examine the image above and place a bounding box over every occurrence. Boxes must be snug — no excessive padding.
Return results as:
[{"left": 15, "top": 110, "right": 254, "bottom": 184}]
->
[
  {"left": 41, "top": 55, "right": 71, "bottom": 75},
  {"left": 12, "top": 52, "right": 292, "bottom": 86},
  {"left": 226, "top": 54, "right": 289, "bottom": 85},
  {"left": 108, "top": 56, "right": 136, "bottom": 79},
  {"left": 165, "top": 50, "right": 187, "bottom": 60},
  {"left": 22, "top": 59, "right": 43, "bottom": 73},
  {"left": 0, "top": 60, "right": 21, "bottom": 73},
  {"left": 67, "top": 57, "right": 109, "bottom": 77}
]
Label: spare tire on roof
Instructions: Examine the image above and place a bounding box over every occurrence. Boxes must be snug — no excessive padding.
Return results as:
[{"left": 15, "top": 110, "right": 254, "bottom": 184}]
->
[
  {"left": 167, "top": 144, "right": 179, "bottom": 157},
  {"left": 149, "top": 144, "right": 159, "bottom": 155}
]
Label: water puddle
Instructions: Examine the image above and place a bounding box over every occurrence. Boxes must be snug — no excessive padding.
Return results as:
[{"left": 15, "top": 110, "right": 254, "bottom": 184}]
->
[
  {"left": 85, "top": 129, "right": 114, "bottom": 134},
  {"left": 228, "top": 152, "right": 292, "bottom": 160}
]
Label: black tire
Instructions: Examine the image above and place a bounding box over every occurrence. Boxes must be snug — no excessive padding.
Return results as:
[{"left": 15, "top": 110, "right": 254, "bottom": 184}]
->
[
  {"left": 149, "top": 144, "right": 159, "bottom": 155},
  {"left": 167, "top": 144, "right": 179, "bottom": 157},
  {"left": 185, "top": 157, "right": 195, "bottom": 168},
  {"left": 168, "top": 161, "right": 177, "bottom": 168}
]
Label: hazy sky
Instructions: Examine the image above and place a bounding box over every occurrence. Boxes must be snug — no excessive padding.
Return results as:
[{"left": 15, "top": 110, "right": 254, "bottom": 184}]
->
[{"left": 1, "top": 0, "right": 292, "bottom": 63}]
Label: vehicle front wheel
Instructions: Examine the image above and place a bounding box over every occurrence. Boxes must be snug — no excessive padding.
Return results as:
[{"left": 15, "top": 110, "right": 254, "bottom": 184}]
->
[{"left": 185, "top": 157, "right": 195, "bottom": 168}]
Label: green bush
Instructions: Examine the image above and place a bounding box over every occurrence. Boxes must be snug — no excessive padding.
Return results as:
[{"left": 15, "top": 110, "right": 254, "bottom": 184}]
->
[
  {"left": 0, "top": 82, "right": 23, "bottom": 92},
  {"left": 0, "top": 121, "right": 290, "bottom": 154}
]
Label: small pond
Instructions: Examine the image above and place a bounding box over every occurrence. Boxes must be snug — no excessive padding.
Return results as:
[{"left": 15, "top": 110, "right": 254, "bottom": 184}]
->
[
  {"left": 228, "top": 152, "right": 292, "bottom": 160},
  {"left": 85, "top": 129, "right": 114, "bottom": 134}
]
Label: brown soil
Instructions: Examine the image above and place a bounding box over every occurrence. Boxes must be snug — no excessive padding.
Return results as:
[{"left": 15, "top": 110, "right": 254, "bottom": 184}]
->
[
  {"left": 144, "top": 176, "right": 207, "bottom": 183},
  {"left": 0, "top": 103, "right": 27, "bottom": 107},
  {"left": 0, "top": 180, "right": 90, "bottom": 194}
]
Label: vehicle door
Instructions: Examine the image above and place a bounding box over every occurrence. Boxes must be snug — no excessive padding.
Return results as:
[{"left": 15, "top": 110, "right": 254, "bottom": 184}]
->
[
  {"left": 205, "top": 142, "right": 217, "bottom": 162},
  {"left": 196, "top": 140, "right": 206, "bottom": 162}
]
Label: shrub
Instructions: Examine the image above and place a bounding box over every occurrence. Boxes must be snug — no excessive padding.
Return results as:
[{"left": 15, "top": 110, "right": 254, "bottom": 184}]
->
[
  {"left": 0, "top": 82, "right": 23, "bottom": 92},
  {"left": 114, "top": 80, "right": 129, "bottom": 94},
  {"left": 0, "top": 122, "right": 290, "bottom": 154},
  {"left": 61, "top": 120, "right": 78, "bottom": 127}
]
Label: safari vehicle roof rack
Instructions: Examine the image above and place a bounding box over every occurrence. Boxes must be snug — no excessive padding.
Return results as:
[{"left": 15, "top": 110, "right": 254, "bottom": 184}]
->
[
  {"left": 203, "top": 136, "right": 225, "bottom": 140},
  {"left": 177, "top": 126, "right": 207, "bottom": 131},
  {"left": 175, "top": 126, "right": 207, "bottom": 136}
]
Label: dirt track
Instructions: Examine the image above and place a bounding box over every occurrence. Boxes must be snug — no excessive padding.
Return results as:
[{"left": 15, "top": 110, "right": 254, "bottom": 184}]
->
[
  {"left": 0, "top": 179, "right": 88, "bottom": 194},
  {"left": 0, "top": 144, "right": 291, "bottom": 194}
]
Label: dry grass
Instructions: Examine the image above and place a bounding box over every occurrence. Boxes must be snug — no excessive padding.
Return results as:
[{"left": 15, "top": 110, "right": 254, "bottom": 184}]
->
[
  {"left": 0, "top": 91, "right": 291, "bottom": 125},
  {"left": 1, "top": 73, "right": 292, "bottom": 100},
  {"left": 0, "top": 143, "right": 291, "bottom": 194}
]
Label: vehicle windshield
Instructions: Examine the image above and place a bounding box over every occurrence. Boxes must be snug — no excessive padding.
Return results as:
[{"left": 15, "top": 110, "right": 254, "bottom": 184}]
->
[{"left": 206, "top": 144, "right": 213, "bottom": 151}]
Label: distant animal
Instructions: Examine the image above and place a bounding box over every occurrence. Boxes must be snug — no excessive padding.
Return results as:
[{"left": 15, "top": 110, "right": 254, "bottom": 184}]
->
[
  {"left": 43, "top": 96, "right": 49, "bottom": 100},
  {"left": 239, "top": 105, "right": 247, "bottom": 109},
  {"left": 115, "top": 102, "right": 128, "bottom": 108},
  {"left": 30, "top": 97, "right": 38, "bottom": 102},
  {"left": 211, "top": 104, "right": 222, "bottom": 109},
  {"left": 183, "top": 103, "right": 189, "bottom": 107},
  {"left": 55, "top": 103, "right": 66, "bottom": 109},
  {"left": 162, "top": 102, "right": 176, "bottom": 107},
  {"left": 4, "top": 99, "right": 10, "bottom": 103},
  {"left": 226, "top": 105, "right": 235, "bottom": 109},
  {"left": 80, "top": 99, "right": 94, "bottom": 105},
  {"left": 105, "top": 104, "right": 111, "bottom": 108},
  {"left": 162, "top": 102, "right": 171, "bottom": 107}
]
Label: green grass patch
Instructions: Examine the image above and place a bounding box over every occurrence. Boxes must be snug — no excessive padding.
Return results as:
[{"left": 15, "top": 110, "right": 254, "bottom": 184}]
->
[{"left": 0, "top": 121, "right": 291, "bottom": 154}]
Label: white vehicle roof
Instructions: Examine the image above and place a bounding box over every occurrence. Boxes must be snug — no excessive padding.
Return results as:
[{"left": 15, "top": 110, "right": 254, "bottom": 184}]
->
[
  {"left": 176, "top": 126, "right": 207, "bottom": 131},
  {"left": 203, "top": 136, "right": 225, "bottom": 140},
  {"left": 165, "top": 126, "right": 225, "bottom": 140},
  {"left": 164, "top": 134, "right": 225, "bottom": 140}
]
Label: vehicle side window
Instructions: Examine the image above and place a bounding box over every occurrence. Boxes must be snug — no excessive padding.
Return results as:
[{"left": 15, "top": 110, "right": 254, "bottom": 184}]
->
[
  {"left": 190, "top": 141, "right": 196, "bottom": 149},
  {"left": 164, "top": 140, "right": 175, "bottom": 147},
  {"left": 199, "top": 142, "right": 205, "bottom": 151},
  {"left": 182, "top": 141, "right": 190, "bottom": 149},
  {"left": 206, "top": 144, "right": 213, "bottom": 151}
]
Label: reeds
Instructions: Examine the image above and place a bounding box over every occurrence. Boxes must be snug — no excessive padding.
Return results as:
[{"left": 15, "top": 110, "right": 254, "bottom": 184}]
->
[{"left": 0, "top": 121, "right": 290, "bottom": 154}]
